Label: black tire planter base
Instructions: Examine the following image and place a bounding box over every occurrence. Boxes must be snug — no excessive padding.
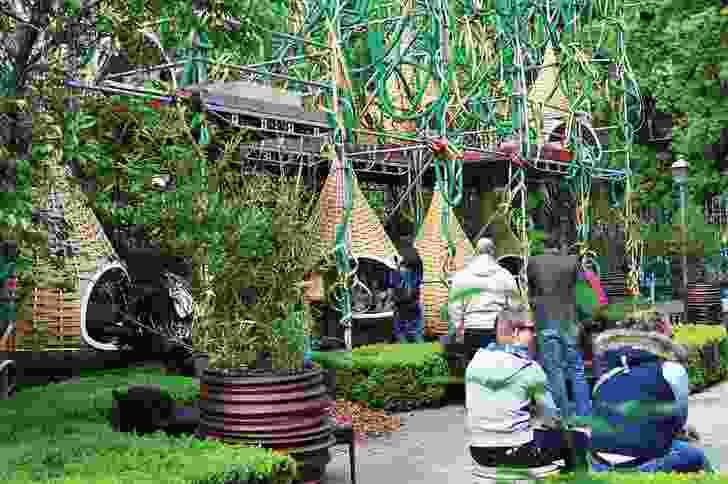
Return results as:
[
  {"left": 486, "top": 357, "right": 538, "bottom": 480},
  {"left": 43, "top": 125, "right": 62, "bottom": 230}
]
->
[{"left": 199, "top": 367, "right": 334, "bottom": 481}]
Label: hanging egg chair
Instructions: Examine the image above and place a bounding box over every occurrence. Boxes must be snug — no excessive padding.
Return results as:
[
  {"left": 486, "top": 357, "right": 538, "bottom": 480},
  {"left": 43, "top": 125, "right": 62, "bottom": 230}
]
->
[{"left": 312, "top": 158, "right": 401, "bottom": 326}]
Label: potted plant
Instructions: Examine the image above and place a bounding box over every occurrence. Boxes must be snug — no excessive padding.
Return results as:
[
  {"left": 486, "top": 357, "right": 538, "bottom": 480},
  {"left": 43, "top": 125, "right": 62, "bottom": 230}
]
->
[{"left": 189, "top": 175, "right": 335, "bottom": 484}]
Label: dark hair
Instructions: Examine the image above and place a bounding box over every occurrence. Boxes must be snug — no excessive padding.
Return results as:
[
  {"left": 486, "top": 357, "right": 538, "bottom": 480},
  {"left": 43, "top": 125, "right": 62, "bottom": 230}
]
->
[
  {"left": 398, "top": 245, "right": 423, "bottom": 274},
  {"left": 542, "top": 233, "right": 561, "bottom": 251},
  {"left": 494, "top": 304, "right": 531, "bottom": 336}
]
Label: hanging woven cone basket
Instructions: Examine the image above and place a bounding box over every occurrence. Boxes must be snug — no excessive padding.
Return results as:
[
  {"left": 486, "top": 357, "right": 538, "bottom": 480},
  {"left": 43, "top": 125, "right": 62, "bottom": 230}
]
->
[
  {"left": 529, "top": 47, "right": 571, "bottom": 145},
  {"left": 414, "top": 184, "right": 476, "bottom": 337},
  {"left": 312, "top": 157, "right": 400, "bottom": 270}
]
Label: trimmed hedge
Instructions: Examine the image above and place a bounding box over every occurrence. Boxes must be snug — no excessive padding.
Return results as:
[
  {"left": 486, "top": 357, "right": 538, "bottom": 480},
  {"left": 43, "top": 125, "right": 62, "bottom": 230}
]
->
[
  {"left": 673, "top": 324, "right": 728, "bottom": 391},
  {"left": 0, "top": 366, "right": 297, "bottom": 484},
  {"left": 327, "top": 324, "right": 728, "bottom": 410},
  {"left": 334, "top": 343, "right": 449, "bottom": 411}
]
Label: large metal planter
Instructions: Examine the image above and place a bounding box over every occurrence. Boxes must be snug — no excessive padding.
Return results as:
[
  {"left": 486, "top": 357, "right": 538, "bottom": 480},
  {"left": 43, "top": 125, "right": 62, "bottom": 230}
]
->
[{"left": 198, "top": 368, "right": 335, "bottom": 484}]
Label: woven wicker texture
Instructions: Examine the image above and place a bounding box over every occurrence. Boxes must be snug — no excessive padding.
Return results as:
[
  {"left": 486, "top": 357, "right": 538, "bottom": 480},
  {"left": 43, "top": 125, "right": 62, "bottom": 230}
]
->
[
  {"left": 314, "top": 158, "right": 400, "bottom": 264},
  {"left": 415, "top": 187, "right": 476, "bottom": 336},
  {"left": 529, "top": 47, "right": 570, "bottom": 144},
  {"left": 0, "top": 288, "right": 82, "bottom": 352}
]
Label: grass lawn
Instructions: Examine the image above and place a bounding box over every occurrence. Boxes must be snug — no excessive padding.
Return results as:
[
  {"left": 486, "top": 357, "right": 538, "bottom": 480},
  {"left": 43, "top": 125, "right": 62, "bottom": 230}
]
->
[{"left": 0, "top": 365, "right": 295, "bottom": 484}]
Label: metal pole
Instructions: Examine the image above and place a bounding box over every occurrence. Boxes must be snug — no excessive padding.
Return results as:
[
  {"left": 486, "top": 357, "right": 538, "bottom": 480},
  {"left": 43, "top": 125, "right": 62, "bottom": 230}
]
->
[{"left": 681, "top": 182, "right": 689, "bottom": 322}]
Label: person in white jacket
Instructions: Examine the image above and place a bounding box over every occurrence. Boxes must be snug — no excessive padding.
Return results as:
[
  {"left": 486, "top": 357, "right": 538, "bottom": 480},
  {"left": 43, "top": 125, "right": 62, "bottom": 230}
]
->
[
  {"left": 466, "top": 305, "right": 566, "bottom": 476},
  {"left": 449, "top": 238, "right": 519, "bottom": 361}
]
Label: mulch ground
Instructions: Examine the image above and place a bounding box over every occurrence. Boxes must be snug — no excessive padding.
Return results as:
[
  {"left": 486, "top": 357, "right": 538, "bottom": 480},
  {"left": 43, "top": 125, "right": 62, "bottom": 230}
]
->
[{"left": 330, "top": 399, "right": 401, "bottom": 442}]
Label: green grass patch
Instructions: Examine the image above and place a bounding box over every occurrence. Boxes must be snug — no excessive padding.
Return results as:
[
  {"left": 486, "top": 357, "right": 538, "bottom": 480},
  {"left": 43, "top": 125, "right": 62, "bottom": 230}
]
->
[
  {"left": 547, "top": 472, "right": 726, "bottom": 483},
  {"left": 0, "top": 366, "right": 296, "bottom": 484},
  {"left": 333, "top": 343, "right": 449, "bottom": 409}
]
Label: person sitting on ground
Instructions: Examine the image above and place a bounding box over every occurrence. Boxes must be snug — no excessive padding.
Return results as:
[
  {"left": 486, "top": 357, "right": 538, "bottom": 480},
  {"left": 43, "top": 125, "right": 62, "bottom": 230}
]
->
[
  {"left": 466, "top": 305, "right": 577, "bottom": 474},
  {"left": 450, "top": 238, "right": 518, "bottom": 361},
  {"left": 589, "top": 312, "right": 713, "bottom": 473}
]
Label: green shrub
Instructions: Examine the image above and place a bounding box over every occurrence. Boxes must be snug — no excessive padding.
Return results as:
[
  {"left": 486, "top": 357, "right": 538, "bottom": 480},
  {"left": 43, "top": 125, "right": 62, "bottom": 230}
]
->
[
  {"left": 309, "top": 350, "right": 353, "bottom": 369},
  {"left": 0, "top": 366, "right": 297, "bottom": 484},
  {"left": 673, "top": 324, "right": 726, "bottom": 347},
  {"left": 672, "top": 324, "right": 728, "bottom": 390},
  {"left": 335, "top": 343, "right": 449, "bottom": 408}
]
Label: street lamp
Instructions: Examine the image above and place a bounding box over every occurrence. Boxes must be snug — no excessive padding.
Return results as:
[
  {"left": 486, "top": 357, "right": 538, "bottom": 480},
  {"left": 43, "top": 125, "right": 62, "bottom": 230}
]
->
[{"left": 672, "top": 159, "right": 689, "bottom": 322}]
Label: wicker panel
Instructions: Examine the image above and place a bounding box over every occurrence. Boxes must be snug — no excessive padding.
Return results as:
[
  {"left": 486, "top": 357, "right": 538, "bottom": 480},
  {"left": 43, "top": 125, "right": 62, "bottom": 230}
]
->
[
  {"left": 315, "top": 159, "right": 400, "bottom": 264},
  {"left": 0, "top": 288, "right": 82, "bottom": 352},
  {"left": 415, "top": 189, "right": 476, "bottom": 336},
  {"left": 529, "top": 47, "right": 570, "bottom": 144}
]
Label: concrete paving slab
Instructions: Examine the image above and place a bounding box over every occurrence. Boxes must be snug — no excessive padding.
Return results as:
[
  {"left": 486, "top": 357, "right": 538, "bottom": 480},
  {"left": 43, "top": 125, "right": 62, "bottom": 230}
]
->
[{"left": 324, "top": 381, "right": 728, "bottom": 483}]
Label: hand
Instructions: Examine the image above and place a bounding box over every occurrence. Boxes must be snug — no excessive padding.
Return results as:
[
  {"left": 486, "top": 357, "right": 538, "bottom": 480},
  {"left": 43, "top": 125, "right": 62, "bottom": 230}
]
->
[
  {"left": 674, "top": 424, "right": 701, "bottom": 443},
  {"left": 540, "top": 416, "right": 562, "bottom": 430},
  {"left": 657, "top": 317, "right": 673, "bottom": 339}
]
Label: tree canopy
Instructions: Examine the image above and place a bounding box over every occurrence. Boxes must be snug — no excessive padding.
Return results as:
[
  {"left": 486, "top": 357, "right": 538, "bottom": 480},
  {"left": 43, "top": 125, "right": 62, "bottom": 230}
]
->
[{"left": 624, "top": 0, "right": 728, "bottom": 209}]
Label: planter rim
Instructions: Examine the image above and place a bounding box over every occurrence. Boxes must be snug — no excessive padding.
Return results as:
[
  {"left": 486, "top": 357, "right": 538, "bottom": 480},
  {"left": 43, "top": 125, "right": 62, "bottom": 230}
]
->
[{"left": 202, "top": 367, "right": 324, "bottom": 385}]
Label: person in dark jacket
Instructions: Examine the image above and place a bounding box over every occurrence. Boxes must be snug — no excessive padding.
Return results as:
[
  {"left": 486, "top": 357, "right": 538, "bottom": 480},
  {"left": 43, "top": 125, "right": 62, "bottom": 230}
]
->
[
  {"left": 527, "top": 239, "right": 592, "bottom": 420},
  {"left": 589, "top": 314, "right": 712, "bottom": 473},
  {"left": 386, "top": 244, "right": 424, "bottom": 343}
]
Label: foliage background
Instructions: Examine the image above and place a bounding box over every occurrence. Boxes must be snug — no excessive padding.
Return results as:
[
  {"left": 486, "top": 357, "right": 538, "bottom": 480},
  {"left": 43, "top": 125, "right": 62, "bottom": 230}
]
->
[{"left": 619, "top": 0, "right": 728, "bottom": 210}]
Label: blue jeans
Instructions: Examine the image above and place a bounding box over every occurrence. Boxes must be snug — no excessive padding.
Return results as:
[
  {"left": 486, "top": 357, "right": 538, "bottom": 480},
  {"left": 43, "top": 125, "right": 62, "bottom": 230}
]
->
[
  {"left": 394, "top": 305, "right": 424, "bottom": 343},
  {"left": 592, "top": 439, "right": 713, "bottom": 473},
  {"left": 537, "top": 329, "right": 592, "bottom": 419}
]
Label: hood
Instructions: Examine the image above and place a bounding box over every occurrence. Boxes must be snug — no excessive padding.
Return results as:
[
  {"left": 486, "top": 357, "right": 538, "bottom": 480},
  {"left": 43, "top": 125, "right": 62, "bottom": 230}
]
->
[
  {"left": 466, "top": 254, "right": 507, "bottom": 278},
  {"left": 467, "top": 345, "right": 534, "bottom": 390},
  {"left": 593, "top": 329, "right": 689, "bottom": 365}
]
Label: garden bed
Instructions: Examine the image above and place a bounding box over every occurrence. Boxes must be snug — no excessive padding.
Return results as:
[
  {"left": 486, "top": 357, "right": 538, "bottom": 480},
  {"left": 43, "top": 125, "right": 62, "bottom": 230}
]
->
[
  {"left": 0, "top": 366, "right": 297, "bottom": 484},
  {"left": 331, "top": 342, "right": 450, "bottom": 412},
  {"left": 316, "top": 326, "right": 728, "bottom": 437},
  {"left": 672, "top": 324, "right": 728, "bottom": 392}
]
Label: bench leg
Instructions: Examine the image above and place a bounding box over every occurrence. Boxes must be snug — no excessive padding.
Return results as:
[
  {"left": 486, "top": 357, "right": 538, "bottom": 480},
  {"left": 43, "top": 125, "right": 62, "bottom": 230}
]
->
[
  {"left": 0, "top": 359, "right": 16, "bottom": 400},
  {"left": 0, "top": 370, "right": 7, "bottom": 400},
  {"left": 349, "top": 442, "right": 356, "bottom": 484}
]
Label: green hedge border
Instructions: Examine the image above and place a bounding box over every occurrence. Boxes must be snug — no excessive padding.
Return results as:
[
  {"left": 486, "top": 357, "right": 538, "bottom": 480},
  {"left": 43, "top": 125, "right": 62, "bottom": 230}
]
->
[
  {"left": 0, "top": 366, "right": 297, "bottom": 484},
  {"left": 331, "top": 326, "right": 728, "bottom": 409},
  {"left": 334, "top": 343, "right": 449, "bottom": 409}
]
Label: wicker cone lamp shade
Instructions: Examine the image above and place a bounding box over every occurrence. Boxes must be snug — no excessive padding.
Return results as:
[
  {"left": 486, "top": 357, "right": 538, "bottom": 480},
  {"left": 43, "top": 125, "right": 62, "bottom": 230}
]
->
[
  {"left": 414, "top": 186, "right": 476, "bottom": 337},
  {"left": 314, "top": 158, "right": 400, "bottom": 267}
]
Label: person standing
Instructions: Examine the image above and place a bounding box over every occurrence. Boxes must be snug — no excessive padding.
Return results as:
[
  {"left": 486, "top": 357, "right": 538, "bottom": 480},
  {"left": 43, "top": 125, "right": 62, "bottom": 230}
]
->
[
  {"left": 527, "top": 239, "right": 592, "bottom": 420},
  {"left": 0, "top": 240, "right": 17, "bottom": 343},
  {"left": 450, "top": 238, "right": 519, "bottom": 362},
  {"left": 386, "top": 243, "right": 425, "bottom": 343}
]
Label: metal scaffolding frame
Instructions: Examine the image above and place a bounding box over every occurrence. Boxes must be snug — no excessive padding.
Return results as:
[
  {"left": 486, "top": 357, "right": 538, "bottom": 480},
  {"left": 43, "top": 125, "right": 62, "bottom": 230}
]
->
[{"left": 64, "top": 0, "right": 631, "bottom": 224}]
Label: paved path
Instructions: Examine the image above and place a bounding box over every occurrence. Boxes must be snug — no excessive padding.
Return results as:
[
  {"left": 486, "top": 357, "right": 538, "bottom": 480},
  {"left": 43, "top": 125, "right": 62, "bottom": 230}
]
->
[{"left": 324, "top": 381, "right": 728, "bottom": 483}]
